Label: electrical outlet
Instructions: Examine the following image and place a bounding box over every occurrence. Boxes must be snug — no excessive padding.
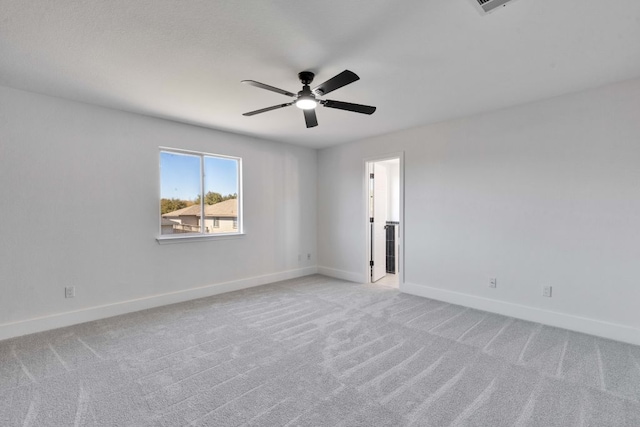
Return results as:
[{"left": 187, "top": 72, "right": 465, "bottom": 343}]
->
[
  {"left": 65, "top": 286, "right": 75, "bottom": 298},
  {"left": 307, "top": 253, "right": 311, "bottom": 260},
  {"left": 489, "top": 278, "right": 497, "bottom": 288},
  {"left": 542, "top": 286, "right": 552, "bottom": 298}
]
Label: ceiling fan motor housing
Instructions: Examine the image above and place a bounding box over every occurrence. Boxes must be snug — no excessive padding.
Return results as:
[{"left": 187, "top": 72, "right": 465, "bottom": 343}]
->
[{"left": 298, "top": 85, "right": 314, "bottom": 98}]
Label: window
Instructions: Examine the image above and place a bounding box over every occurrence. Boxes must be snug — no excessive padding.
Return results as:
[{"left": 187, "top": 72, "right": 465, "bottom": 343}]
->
[{"left": 159, "top": 148, "right": 242, "bottom": 238}]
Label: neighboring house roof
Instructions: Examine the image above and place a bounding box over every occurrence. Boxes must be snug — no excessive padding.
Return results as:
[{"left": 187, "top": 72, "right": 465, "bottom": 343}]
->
[
  {"left": 163, "top": 204, "right": 200, "bottom": 217},
  {"left": 161, "top": 218, "right": 178, "bottom": 226},
  {"left": 163, "top": 198, "right": 238, "bottom": 218}
]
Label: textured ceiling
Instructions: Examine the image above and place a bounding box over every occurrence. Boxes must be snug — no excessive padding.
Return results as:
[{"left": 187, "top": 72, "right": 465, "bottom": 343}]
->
[{"left": 1, "top": 0, "right": 639, "bottom": 148}]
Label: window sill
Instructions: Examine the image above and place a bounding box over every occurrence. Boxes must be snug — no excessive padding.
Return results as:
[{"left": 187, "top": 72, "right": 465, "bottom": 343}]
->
[{"left": 156, "top": 233, "right": 245, "bottom": 245}]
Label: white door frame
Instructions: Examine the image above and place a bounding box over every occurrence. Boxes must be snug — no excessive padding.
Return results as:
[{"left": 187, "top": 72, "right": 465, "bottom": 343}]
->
[{"left": 364, "top": 152, "right": 405, "bottom": 285}]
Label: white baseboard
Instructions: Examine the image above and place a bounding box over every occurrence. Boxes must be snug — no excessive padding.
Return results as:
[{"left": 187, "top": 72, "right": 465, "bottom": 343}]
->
[
  {"left": 400, "top": 282, "right": 640, "bottom": 347},
  {"left": 317, "top": 266, "right": 366, "bottom": 283},
  {"left": 0, "top": 267, "right": 318, "bottom": 342}
]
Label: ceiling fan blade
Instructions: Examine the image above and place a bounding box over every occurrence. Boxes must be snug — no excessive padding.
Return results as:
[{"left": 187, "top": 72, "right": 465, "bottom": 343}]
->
[
  {"left": 243, "top": 102, "right": 294, "bottom": 116},
  {"left": 321, "top": 100, "right": 376, "bottom": 115},
  {"left": 312, "top": 70, "right": 359, "bottom": 96},
  {"left": 303, "top": 109, "right": 318, "bottom": 128},
  {"left": 241, "top": 80, "right": 296, "bottom": 98}
]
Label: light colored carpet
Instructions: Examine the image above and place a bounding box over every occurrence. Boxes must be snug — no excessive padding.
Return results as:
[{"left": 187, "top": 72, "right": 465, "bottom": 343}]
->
[{"left": 1, "top": 275, "right": 640, "bottom": 426}]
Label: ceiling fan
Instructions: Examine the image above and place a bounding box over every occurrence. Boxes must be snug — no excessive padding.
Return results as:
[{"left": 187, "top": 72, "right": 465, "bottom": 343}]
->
[{"left": 241, "top": 70, "right": 376, "bottom": 128}]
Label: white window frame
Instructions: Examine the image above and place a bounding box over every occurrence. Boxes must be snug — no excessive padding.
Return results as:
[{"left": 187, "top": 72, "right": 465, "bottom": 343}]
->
[{"left": 157, "top": 147, "right": 244, "bottom": 244}]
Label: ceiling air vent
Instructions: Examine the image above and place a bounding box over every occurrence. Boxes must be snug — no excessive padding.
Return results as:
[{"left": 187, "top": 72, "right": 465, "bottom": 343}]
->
[{"left": 473, "top": 0, "right": 517, "bottom": 14}]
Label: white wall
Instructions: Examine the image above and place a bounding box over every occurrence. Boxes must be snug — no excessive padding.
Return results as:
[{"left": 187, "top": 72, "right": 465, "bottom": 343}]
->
[
  {"left": 0, "top": 85, "right": 317, "bottom": 339},
  {"left": 379, "top": 159, "right": 400, "bottom": 222},
  {"left": 318, "top": 77, "right": 640, "bottom": 345}
]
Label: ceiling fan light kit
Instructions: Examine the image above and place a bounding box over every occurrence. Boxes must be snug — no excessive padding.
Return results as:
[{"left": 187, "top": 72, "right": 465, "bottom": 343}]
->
[
  {"left": 295, "top": 79, "right": 317, "bottom": 110},
  {"left": 295, "top": 97, "right": 317, "bottom": 110},
  {"left": 242, "top": 70, "right": 376, "bottom": 128}
]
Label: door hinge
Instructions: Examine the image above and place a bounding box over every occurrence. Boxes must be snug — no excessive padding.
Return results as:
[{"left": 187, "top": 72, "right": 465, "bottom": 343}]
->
[
  {"left": 370, "top": 261, "right": 374, "bottom": 267},
  {"left": 370, "top": 173, "right": 374, "bottom": 179},
  {"left": 370, "top": 217, "right": 374, "bottom": 223}
]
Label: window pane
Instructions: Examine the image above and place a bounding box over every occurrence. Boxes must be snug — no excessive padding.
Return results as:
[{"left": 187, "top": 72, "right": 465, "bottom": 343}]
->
[
  {"left": 160, "top": 152, "right": 202, "bottom": 235},
  {"left": 203, "top": 156, "right": 239, "bottom": 234}
]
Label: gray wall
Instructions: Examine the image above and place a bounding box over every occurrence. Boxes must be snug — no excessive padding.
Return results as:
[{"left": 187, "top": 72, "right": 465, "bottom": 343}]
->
[
  {"left": 318, "top": 77, "right": 640, "bottom": 345},
  {"left": 0, "top": 85, "right": 317, "bottom": 337}
]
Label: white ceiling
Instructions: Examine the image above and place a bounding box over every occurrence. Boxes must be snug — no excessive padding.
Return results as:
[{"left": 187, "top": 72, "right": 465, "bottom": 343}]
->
[{"left": 1, "top": 0, "right": 639, "bottom": 149}]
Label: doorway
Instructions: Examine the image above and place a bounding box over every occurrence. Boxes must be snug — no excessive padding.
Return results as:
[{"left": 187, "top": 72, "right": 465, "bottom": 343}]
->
[{"left": 366, "top": 155, "right": 402, "bottom": 287}]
